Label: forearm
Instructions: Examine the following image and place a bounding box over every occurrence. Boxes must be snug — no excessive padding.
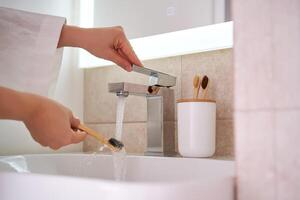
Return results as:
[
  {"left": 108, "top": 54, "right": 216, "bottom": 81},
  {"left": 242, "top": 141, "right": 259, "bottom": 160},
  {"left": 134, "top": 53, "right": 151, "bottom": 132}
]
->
[
  {"left": 57, "top": 25, "right": 86, "bottom": 48},
  {"left": 0, "top": 87, "right": 38, "bottom": 121}
]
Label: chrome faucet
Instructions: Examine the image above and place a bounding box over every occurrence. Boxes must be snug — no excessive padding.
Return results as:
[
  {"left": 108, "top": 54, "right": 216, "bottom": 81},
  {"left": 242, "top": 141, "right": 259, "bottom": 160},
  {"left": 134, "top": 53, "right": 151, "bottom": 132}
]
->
[{"left": 108, "top": 65, "right": 176, "bottom": 156}]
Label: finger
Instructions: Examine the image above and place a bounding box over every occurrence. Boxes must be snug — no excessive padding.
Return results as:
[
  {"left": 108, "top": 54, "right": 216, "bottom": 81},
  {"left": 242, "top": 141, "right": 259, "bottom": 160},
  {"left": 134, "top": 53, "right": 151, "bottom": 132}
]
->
[
  {"left": 39, "top": 141, "right": 48, "bottom": 147},
  {"left": 70, "top": 130, "right": 87, "bottom": 144},
  {"left": 49, "top": 144, "right": 61, "bottom": 150},
  {"left": 35, "top": 136, "right": 49, "bottom": 147},
  {"left": 108, "top": 50, "right": 132, "bottom": 71},
  {"left": 117, "top": 49, "right": 133, "bottom": 71},
  {"left": 115, "top": 37, "right": 143, "bottom": 67},
  {"left": 70, "top": 116, "right": 80, "bottom": 130}
]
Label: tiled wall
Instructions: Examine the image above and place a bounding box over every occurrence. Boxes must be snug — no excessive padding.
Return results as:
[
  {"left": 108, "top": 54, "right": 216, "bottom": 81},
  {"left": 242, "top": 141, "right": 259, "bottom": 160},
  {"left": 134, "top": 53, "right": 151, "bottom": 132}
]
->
[
  {"left": 233, "top": 0, "right": 300, "bottom": 199},
  {"left": 83, "top": 48, "right": 234, "bottom": 158}
]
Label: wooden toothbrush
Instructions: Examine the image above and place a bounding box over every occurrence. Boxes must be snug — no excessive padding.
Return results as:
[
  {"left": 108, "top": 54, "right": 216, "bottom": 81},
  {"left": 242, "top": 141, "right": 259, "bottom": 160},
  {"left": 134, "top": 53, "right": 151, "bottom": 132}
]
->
[
  {"left": 200, "top": 75, "right": 209, "bottom": 99},
  {"left": 193, "top": 75, "right": 201, "bottom": 99},
  {"left": 78, "top": 124, "right": 124, "bottom": 152}
]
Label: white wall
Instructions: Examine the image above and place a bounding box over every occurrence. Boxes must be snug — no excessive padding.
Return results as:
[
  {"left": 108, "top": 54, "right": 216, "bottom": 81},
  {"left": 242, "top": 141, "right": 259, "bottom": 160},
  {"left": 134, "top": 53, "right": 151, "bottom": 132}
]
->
[
  {"left": 234, "top": 0, "right": 300, "bottom": 199},
  {"left": 0, "top": 0, "right": 84, "bottom": 155}
]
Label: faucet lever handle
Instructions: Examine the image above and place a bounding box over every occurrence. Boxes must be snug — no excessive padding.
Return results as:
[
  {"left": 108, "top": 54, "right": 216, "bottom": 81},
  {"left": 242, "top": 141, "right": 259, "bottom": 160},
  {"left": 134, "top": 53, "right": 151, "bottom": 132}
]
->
[{"left": 132, "top": 65, "right": 176, "bottom": 87}]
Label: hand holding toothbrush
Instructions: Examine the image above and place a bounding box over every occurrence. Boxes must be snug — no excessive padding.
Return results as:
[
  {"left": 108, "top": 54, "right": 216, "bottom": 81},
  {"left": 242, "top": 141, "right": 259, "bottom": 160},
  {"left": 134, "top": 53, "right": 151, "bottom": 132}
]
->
[{"left": 0, "top": 86, "right": 86, "bottom": 150}]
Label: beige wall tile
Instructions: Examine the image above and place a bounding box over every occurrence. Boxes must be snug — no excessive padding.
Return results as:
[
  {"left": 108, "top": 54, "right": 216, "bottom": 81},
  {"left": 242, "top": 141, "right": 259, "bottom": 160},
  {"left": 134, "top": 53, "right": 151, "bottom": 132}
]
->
[
  {"left": 82, "top": 123, "right": 114, "bottom": 153},
  {"left": 233, "top": 0, "right": 273, "bottom": 110},
  {"left": 234, "top": 0, "right": 300, "bottom": 111},
  {"left": 181, "top": 49, "right": 233, "bottom": 120},
  {"left": 84, "top": 66, "right": 147, "bottom": 123},
  {"left": 215, "top": 120, "right": 234, "bottom": 157},
  {"left": 274, "top": 62, "right": 300, "bottom": 109},
  {"left": 234, "top": 50, "right": 274, "bottom": 111},
  {"left": 235, "top": 111, "right": 276, "bottom": 200},
  {"left": 275, "top": 110, "right": 300, "bottom": 200},
  {"left": 84, "top": 56, "right": 181, "bottom": 123},
  {"left": 233, "top": 0, "right": 274, "bottom": 111},
  {"left": 234, "top": 0, "right": 300, "bottom": 199},
  {"left": 83, "top": 123, "right": 147, "bottom": 154},
  {"left": 272, "top": 0, "right": 300, "bottom": 109},
  {"left": 84, "top": 50, "right": 234, "bottom": 157}
]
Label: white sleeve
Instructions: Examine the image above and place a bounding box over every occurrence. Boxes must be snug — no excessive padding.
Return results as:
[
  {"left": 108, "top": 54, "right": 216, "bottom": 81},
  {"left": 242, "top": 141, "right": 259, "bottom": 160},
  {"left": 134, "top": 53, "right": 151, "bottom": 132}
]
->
[{"left": 0, "top": 7, "right": 66, "bottom": 96}]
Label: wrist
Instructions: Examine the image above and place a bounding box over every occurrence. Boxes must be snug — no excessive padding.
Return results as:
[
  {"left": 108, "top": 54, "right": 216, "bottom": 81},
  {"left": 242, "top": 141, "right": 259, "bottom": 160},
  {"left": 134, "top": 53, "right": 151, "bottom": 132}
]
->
[
  {"left": 18, "top": 92, "right": 41, "bottom": 122},
  {"left": 58, "top": 25, "right": 87, "bottom": 48},
  {"left": 0, "top": 87, "right": 39, "bottom": 122}
]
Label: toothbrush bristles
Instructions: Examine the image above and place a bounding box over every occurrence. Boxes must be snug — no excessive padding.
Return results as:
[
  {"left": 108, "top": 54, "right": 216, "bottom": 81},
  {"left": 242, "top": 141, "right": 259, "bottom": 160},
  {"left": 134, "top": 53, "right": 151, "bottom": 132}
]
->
[
  {"left": 108, "top": 138, "right": 124, "bottom": 151},
  {"left": 201, "top": 75, "right": 209, "bottom": 89}
]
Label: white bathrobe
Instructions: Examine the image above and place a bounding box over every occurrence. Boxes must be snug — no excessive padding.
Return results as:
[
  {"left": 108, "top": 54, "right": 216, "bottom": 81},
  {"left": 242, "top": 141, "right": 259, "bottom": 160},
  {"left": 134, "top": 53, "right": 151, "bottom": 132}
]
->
[
  {"left": 0, "top": 7, "right": 68, "bottom": 155},
  {"left": 0, "top": 7, "right": 65, "bottom": 96}
]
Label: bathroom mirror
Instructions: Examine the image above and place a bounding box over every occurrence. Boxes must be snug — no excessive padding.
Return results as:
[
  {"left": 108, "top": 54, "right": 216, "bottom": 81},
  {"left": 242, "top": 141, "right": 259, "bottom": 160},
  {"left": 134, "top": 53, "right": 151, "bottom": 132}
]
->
[
  {"left": 93, "top": 0, "right": 231, "bottom": 39},
  {"left": 80, "top": 0, "right": 233, "bottom": 67}
]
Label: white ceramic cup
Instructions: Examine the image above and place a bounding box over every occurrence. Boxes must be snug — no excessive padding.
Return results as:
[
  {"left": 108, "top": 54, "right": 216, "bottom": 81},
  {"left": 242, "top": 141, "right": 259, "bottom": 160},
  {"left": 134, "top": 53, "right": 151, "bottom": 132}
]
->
[{"left": 177, "top": 99, "right": 216, "bottom": 157}]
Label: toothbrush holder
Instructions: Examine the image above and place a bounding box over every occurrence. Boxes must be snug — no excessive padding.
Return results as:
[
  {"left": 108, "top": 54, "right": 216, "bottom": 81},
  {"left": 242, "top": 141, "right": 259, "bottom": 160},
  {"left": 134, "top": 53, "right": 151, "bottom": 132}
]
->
[{"left": 177, "top": 99, "right": 216, "bottom": 157}]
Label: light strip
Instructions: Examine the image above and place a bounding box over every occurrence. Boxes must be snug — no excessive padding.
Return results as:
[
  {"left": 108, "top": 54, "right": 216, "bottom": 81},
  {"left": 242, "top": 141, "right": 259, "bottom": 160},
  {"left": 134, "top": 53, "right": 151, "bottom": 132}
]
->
[{"left": 79, "top": 21, "right": 233, "bottom": 68}]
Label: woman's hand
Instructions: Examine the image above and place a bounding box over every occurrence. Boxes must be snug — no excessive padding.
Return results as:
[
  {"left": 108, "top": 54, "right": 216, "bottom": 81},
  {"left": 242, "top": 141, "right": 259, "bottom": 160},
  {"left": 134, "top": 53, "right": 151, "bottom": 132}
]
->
[
  {"left": 58, "top": 25, "right": 143, "bottom": 71},
  {"left": 0, "top": 87, "right": 86, "bottom": 150},
  {"left": 23, "top": 95, "right": 86, "bottom": 150}
]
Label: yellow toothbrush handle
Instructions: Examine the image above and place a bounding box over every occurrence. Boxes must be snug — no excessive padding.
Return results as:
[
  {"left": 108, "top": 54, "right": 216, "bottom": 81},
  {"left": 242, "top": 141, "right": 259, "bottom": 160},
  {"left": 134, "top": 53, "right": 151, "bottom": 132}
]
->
[{"left": 78, "top": 124, "right": 115, "bottom": 151}]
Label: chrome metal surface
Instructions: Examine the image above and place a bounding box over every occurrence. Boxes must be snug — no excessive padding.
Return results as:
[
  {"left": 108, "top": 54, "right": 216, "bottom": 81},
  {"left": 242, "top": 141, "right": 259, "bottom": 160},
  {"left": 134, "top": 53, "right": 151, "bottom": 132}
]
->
[
  {"left": 132, "top": 65, "right": 176, "bottom": 87},
  {"left": 109, "top": 82, "right": 150, "bottom": 96},
  {"left": 116, "top": 90, "right": 129, "bottom": 97},
  {"left": 147, "top": 96, "right": 163, "bottom": 153}
]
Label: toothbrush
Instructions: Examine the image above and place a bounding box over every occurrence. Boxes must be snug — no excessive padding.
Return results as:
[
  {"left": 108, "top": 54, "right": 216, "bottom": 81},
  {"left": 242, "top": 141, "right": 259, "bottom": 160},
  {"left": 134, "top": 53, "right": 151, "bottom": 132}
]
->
[
  {"left": 201, "top": 75, "right": 209, "bottom": 99},
  {"left": 78, "top": 124, "right": 124, "bottom": 152},
  {"left": 193, "top": 75, "right": 200, "bottom": 99},
  {"left": 196, "top": 75, "right": 202, "bottom": 99}
]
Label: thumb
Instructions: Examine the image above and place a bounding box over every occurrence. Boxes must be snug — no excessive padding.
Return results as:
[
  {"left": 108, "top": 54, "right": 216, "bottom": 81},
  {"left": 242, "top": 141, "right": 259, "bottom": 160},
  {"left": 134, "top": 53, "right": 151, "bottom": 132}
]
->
[{"left": 70, "top": 116, "right": 80, "bottom": 129}]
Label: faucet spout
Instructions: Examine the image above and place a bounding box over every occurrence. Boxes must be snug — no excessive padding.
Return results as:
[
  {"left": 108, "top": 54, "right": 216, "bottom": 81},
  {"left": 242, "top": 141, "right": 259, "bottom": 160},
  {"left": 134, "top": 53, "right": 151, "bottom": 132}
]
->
[
  {"left": 116, "top": 90, "right": 129, "bottom": 97},
  {"left": 109, "top": 82, "right": 163, "bottom": 97}
]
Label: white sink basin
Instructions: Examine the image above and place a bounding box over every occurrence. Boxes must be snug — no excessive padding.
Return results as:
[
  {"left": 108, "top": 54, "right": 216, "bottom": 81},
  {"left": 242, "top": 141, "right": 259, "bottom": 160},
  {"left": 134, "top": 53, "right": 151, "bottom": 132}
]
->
[{"left": 0, "top": 154, "right": 234, "bottom": 200}]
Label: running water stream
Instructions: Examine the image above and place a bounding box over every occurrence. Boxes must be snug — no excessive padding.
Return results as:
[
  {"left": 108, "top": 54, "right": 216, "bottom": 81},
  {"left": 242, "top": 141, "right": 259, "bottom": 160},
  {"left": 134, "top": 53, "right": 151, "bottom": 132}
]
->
[
  {"left": 115, "top": 96, "right": 126, "bottom": 141},
  {"left": 112, "top": 96, "right": 127, "bottom": 181}
]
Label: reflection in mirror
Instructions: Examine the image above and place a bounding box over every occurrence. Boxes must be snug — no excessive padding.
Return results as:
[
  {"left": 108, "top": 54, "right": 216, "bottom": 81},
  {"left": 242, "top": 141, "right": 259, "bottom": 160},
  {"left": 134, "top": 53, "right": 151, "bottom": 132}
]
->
[{"left": 93, "top": 0, "right": 231, "bottom": 39}]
